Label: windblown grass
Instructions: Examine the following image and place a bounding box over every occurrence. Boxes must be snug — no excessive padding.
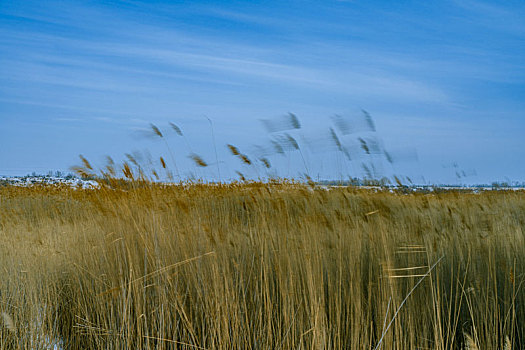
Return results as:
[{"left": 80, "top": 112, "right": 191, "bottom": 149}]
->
[{"left": 0, "top": 182, "right": 523, "bottom": 349}]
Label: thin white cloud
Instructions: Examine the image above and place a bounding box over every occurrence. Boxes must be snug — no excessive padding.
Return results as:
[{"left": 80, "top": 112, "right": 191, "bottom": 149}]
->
[
  {"left": 451, "top": 0, "right": 525, "bottom": 35},
  {"left": 101, "top": 44, "right": 450, "bottom": 103},
  {"left": 53, "top": 117, "right": 83, "bottom": 122},
  {"left": 0, "top": 98, "right": 143, "bottom": 118},
  {"left": 1, "top": 28, "right": 452, "bottom": 105}
]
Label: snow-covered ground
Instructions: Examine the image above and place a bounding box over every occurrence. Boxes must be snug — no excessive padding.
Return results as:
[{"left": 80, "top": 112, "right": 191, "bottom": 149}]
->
[
  {"left": 0, "top": 175, "right": 99, "bottom": 189},
  {"left": 1, "top": 175, "right": 523, "bottom": 192}
]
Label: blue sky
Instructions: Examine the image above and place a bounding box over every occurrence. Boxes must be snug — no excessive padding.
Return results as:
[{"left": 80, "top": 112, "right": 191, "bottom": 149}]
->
[{"left": 1, "top": 0, "right": 524, "bottom": 184}]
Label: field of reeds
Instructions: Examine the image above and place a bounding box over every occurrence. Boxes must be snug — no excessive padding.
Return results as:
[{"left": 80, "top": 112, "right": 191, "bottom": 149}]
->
[{"left": 0, "top": 181, "right": 523, "bottom": 349}]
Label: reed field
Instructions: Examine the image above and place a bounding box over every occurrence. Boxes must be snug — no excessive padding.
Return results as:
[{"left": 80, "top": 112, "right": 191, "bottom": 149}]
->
[{"left": 0, "top": 181, "right": 523, "bottom": 349}]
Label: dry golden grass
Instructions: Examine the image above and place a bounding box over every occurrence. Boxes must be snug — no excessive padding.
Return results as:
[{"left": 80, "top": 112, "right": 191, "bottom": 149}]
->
[{"left": 0, "top": 182, "right": 523, "bottom": 349}]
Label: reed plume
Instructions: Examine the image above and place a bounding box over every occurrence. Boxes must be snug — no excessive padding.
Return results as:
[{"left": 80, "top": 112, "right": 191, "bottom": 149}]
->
[
  {"left": 227, "top": 144, "right": 240, "bottom": 156},
  {"left": 189, "top": 153, "right": 208, "bottom": 167}
]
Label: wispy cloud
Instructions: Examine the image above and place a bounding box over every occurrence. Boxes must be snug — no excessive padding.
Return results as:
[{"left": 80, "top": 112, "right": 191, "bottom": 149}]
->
[
  {"left": 53, "top": 117, "right": 83, "bottom": 122},
  {"left": 451, "top": 0, "right": 525, "bottom": 35},
  {"left": 3, "top": 33, "right": 451, "bottom": 104}
]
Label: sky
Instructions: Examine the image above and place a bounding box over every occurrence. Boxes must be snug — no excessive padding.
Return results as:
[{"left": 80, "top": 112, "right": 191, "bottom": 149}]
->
[{"left": 1, "top": 0, "right": 524, "bottom": 184}]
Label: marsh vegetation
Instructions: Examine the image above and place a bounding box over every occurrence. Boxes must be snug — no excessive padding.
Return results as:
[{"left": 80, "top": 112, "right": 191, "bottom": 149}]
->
[{"left": 0, "top": 182, "right": 523, "bottom": 349}]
